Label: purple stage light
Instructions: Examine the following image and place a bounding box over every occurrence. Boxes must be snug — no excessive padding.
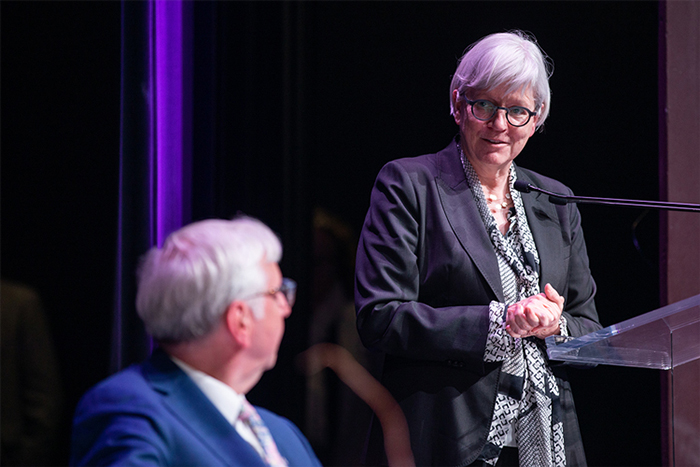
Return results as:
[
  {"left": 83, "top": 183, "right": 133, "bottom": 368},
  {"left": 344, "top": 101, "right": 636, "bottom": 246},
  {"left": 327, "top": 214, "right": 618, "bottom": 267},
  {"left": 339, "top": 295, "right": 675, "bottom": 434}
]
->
[{"left": 154, "top": 0, "right": 191, "bottom": 247}]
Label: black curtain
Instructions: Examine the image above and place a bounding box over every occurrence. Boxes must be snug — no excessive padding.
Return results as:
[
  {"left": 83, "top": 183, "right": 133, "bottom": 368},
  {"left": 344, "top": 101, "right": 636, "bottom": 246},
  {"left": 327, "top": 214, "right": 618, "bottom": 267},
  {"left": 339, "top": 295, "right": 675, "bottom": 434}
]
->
[
  {"left": 213, "top": 0, "right": 313, "bottom": 425},
  {"left": 113, "top": 0, "right": 314, "bottom": 424},
  {"left": 111, "top": 0, "right": 153, "bottom": 373}
]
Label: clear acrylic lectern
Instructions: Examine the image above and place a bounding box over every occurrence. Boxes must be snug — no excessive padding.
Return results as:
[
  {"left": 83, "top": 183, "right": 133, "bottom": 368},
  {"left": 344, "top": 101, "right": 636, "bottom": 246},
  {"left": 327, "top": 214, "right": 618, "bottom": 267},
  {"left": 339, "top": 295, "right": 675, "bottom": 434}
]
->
[{"left": 546, "top": 294, "right": 700, "bottom": 466}]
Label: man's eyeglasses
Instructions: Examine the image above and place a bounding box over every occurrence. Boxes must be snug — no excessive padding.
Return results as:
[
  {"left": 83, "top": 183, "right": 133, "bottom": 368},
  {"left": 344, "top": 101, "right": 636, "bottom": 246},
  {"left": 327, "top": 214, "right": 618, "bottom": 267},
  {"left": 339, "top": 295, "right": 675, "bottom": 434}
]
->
[
  {"left": 463, "top": 98, "right": 537, "bottom": 127},
  {"left": 245, "top": 278, "right": 297, "bottom": 307}
]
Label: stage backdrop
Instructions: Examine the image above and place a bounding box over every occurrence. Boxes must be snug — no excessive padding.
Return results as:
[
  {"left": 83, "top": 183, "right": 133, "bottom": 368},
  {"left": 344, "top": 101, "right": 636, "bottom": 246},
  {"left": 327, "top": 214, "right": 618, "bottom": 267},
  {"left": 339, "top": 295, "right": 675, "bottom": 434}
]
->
[{"left": 3, "top": 1, "right": 683, "bottom": 465}]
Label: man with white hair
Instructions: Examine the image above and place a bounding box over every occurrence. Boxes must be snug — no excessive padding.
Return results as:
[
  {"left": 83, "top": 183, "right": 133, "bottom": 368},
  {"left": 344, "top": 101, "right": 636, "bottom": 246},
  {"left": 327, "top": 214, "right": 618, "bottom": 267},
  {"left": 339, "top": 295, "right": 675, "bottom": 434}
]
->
[{"left": 71, "top": 217, "right": 321, "bottom": 466}]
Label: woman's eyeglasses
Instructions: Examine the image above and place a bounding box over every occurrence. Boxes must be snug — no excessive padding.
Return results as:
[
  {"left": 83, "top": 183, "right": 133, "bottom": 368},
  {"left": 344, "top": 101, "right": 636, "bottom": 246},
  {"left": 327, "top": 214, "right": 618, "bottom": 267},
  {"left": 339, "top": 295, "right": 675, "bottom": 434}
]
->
[{"left": 464, "top": 98, "right": 537, "bottom": 127}]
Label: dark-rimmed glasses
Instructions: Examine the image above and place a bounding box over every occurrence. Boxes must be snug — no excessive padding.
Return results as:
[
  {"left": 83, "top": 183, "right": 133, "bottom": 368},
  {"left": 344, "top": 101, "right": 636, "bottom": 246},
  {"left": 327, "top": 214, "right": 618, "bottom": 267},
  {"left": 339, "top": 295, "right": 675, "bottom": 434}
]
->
[
  {"left": 463, "top": 98, "right": 537, "bottom": 127},
  {"left": 245, "top": 278, "right": 297, "bottom": 307}
]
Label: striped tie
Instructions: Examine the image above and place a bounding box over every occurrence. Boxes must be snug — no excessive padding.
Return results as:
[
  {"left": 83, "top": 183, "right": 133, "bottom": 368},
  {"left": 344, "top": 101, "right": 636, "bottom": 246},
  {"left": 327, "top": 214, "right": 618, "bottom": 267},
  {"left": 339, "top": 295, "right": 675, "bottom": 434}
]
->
[{"left": 238, "top": 400, "right": 288, "bottom": 466}]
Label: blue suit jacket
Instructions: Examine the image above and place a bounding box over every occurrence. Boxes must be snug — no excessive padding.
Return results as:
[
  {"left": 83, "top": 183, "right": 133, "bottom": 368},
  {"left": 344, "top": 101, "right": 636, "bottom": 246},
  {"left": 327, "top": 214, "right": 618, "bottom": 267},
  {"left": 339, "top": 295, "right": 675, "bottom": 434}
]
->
[{"left": 70, "top": 350, "right": 321, "bottom": 466}]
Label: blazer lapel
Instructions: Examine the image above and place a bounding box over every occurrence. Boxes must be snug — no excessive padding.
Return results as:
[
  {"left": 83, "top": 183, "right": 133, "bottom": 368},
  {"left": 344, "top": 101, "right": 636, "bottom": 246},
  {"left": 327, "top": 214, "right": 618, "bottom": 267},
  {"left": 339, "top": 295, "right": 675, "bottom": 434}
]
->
[
  {"left": 515, "top": 169, "right": 568, "bottom": 293},
  {"left": 435, "top": 140, "right": 504, "bottom": 301},
  {"left": 144, "top": 350, "right": 265, "bottom": 467},
  {"left": 434, "top": 141, "right": 570, "bottom": 301}
]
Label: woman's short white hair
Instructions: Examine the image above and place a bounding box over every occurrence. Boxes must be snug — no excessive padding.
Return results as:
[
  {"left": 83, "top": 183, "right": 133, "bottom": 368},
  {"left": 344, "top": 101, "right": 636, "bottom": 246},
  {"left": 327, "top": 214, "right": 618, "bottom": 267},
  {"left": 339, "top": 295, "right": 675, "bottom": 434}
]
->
[
  {"left": 135, "top": 216, "right": 282, "bottom": 342},
  {"left": 449, "top": 30, "right": 553, "bottom": 130}
]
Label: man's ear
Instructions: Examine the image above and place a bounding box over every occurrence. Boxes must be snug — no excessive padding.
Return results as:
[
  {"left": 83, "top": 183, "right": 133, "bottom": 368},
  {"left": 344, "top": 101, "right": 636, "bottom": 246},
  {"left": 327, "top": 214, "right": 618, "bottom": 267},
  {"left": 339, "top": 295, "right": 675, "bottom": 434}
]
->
[{"left": 225, "top": 300, "right": 254, "bottom": 348}]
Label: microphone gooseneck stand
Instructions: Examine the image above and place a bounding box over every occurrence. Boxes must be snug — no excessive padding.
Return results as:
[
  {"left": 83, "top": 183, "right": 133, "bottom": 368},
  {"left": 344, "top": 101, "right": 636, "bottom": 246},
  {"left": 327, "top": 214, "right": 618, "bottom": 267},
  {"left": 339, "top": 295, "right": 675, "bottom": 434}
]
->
[{"left": 513, "top": 180, "right": 700, "bottom": 213}]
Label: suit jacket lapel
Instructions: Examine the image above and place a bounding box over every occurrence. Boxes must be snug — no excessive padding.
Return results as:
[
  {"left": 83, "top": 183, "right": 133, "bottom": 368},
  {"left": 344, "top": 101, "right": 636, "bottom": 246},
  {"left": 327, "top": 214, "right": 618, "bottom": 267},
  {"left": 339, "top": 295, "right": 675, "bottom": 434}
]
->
[
  {"left": 435, "top": 140, "right": 504, "bottom": 301},
  {"left": 144, "top": 350, "right": 266, "bottom": 467},
  {"left": 515, "top": 168, "right": 568, "bottom": 292},
  {"left": 434, "top": 140, "right": 570, "bottom": 301}
]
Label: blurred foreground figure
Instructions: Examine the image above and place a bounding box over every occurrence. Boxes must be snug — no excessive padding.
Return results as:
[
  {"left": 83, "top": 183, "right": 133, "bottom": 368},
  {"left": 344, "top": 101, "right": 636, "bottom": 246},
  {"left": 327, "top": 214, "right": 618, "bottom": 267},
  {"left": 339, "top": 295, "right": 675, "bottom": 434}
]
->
[
  {"left": 71, "top": 217, "right": 321, "bottom": 467},
  {"left": 355, "top": 31, "right": 602, "bottom": 466},
  {"left": 1, "top": 280, "right": 63, "bottom": 466},
  {"left": 306, "top": 208, "right": 375, "bottom": 465}
]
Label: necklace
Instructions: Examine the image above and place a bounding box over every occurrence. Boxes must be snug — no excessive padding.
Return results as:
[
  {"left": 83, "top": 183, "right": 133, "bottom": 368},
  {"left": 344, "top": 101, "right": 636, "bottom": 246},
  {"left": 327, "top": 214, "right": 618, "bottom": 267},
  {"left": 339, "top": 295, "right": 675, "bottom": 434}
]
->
[
  {"left": 485, "top": 192, "right": 513, "bottom": 210},
  {"left": 456, "top": 140, "right": 514, "bottom": 212}
]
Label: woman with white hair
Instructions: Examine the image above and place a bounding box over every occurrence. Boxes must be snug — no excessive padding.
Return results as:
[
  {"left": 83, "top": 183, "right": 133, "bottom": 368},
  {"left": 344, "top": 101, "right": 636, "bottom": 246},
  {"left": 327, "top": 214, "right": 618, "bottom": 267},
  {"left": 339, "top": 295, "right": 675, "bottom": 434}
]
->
[{"left": 355, "top": 31, "right": 602, "bottom": 466}]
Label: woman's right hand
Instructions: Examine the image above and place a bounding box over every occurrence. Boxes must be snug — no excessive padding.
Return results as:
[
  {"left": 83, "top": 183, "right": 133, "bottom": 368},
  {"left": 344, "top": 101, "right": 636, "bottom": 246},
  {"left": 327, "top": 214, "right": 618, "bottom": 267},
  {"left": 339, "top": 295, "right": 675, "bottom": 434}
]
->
[{"left": 505, "top": 283, "right": 564, "bottom": 339}]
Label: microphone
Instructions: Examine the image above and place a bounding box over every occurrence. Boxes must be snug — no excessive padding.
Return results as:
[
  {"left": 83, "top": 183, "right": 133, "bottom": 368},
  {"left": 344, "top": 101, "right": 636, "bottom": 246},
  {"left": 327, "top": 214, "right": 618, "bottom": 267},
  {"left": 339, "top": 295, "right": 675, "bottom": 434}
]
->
[
  {"left": 513, "top": 180, "right": 700, "bottom": 212},
  {"left": 513, "top": 180, "right": 532, "bottom": 193}
]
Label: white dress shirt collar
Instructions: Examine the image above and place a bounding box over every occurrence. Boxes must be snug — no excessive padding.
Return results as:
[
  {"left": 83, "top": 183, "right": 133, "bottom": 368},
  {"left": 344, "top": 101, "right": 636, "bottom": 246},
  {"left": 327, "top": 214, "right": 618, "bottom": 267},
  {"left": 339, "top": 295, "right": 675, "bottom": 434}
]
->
[{"left": 170, "top": 356, "right": 245, "bottom": 425}]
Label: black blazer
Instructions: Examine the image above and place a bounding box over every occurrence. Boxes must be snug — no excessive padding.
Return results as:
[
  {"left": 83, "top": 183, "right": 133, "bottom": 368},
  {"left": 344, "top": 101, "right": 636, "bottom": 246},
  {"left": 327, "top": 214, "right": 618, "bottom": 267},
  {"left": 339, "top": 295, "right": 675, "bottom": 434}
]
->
[{"left": 355, "top": 139, "right": 601, "bottom": 466}]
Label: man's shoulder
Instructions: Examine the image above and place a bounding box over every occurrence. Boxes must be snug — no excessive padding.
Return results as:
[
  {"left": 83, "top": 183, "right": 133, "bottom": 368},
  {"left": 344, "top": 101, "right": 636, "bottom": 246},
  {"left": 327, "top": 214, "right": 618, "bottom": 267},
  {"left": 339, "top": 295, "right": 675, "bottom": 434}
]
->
[
  {"left": 255, "top": 406, "right": 295, "bottom": 431},
  {"left": 253, "top": 407, "right": 307, "bottom": 445},
  {"left": 79, "top": 350, "right": 180, "bottom": 400},
  {"left": 76, "top": 363, "right": 156, "bottom": 410},
  {"left": 254, "top": 406, "right": 322, "bottom": 466},
  {"left": 78, "top": 352, "right": 183, "bottom": 407}
]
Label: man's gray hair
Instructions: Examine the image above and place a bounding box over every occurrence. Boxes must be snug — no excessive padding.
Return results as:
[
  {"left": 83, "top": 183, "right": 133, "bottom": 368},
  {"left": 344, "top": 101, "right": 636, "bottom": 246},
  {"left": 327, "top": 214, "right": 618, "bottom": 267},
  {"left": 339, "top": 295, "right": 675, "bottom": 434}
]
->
[
  {"left": 450, "top": 30, "right": 553, "bottom": 130},
  {"left": 135, "top": 216, "right": 282, "bottom": 342}
]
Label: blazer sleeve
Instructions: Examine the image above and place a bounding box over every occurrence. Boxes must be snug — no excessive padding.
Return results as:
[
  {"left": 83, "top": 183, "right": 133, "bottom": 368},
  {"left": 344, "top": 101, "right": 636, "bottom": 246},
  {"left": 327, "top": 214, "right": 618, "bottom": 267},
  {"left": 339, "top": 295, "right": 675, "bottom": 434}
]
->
[
  {"left": 355, "top": 159, "right": 491, "bottom": 371},
  {"left": 558, "top": 187, "right": 602, "bottom": 338},
  {"left": 520, "top": 167, "right": 602, "bottom": 340}
]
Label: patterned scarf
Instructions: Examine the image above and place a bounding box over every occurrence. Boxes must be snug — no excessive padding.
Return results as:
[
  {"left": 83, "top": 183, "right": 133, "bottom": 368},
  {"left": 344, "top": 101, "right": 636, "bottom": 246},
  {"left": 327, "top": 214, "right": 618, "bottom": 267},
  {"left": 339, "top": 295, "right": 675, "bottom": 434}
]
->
[{"left": 458, "top": 144, "right": 566, "bottom": 467}]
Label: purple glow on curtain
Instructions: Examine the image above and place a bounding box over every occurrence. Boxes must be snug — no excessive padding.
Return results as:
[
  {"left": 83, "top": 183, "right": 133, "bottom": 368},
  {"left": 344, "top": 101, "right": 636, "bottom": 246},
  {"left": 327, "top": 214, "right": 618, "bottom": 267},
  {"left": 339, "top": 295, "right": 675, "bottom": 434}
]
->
[
  {"left": 113, "top": 0, "right": 192, "bottom": 369},
  {"left": 153, "top": 0, "right": 190, "bottom": 247}
]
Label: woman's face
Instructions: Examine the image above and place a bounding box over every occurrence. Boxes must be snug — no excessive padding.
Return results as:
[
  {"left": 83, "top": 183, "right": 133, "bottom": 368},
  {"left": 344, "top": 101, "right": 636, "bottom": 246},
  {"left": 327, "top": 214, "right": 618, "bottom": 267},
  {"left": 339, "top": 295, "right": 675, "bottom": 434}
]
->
[{"left": 453, "top": 84, "right": 539, "bottom": 176}]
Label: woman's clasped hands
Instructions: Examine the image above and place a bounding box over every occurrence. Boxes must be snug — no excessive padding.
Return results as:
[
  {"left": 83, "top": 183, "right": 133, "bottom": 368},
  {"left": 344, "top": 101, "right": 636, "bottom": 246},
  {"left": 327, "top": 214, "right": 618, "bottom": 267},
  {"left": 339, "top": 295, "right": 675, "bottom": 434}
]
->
[{"left": 505, "top": 283, "right": 565, "bottom": 339}]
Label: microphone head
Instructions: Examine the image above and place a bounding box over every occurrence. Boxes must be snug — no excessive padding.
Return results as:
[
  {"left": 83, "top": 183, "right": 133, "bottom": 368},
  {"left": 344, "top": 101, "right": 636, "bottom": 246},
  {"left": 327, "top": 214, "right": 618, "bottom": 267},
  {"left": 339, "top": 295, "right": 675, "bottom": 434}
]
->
[{"left": 513, "top": 180, "right": 532, "bottom": 193}]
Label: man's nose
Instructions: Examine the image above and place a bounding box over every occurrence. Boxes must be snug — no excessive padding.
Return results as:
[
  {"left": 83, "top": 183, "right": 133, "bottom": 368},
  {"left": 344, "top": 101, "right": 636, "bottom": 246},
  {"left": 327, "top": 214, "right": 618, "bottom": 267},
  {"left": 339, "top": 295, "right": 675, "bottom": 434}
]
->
[{"left": 280, "top": 298, "right": 292, "bottom": 318}]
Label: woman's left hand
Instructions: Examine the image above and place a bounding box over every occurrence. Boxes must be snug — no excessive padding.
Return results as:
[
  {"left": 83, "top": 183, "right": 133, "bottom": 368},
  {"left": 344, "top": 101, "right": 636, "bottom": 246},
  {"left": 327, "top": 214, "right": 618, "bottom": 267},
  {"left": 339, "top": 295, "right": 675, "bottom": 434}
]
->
[{"left": 505, "top": 283, "right": 565, "bottom": 339}]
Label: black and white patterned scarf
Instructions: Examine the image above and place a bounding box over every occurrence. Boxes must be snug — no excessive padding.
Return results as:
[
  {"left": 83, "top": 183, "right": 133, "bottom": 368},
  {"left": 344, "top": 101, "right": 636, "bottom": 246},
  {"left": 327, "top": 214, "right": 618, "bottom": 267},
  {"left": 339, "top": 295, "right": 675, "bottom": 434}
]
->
[{"left": 458, "top": 144, "right": 566, "bottom": 467}]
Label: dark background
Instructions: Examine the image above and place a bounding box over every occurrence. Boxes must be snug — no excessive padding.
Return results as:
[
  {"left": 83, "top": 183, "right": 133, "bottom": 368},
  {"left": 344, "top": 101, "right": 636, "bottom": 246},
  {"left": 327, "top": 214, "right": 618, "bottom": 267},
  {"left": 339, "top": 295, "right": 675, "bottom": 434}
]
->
[{"left": 2, "top": 1, "right": 661, "bottom": 465}]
